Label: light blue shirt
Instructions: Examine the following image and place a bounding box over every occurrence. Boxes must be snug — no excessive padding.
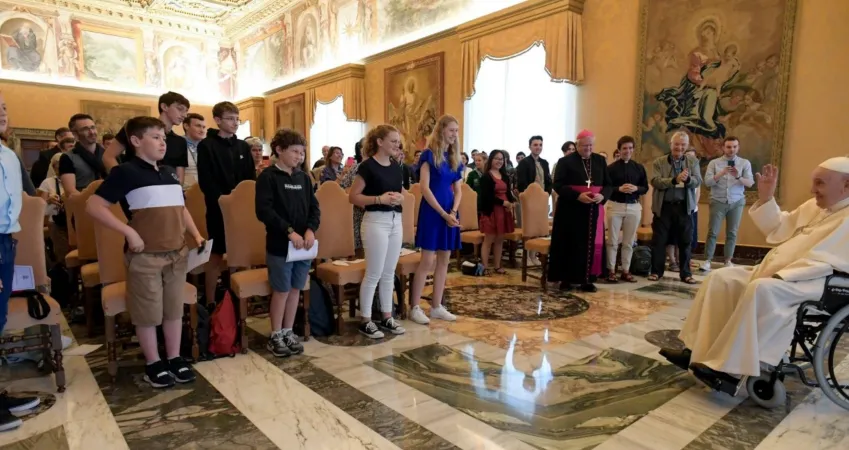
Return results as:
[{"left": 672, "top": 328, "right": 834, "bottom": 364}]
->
[
  {"left": 0, "top": 144, "right": 23, "bottom": 234},
  {"left": 704, "top": 155, "right": 753, "bottom": 204}
]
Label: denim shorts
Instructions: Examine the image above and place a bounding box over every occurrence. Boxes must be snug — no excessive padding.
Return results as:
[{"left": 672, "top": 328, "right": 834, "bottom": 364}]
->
[{"left": 266, "top": 252, "right": 310, "bottom": 293}]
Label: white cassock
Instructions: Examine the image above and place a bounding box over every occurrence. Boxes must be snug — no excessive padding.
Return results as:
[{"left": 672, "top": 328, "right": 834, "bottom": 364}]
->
[{"left": 680, "top": 196, "right": 849, "bottom": 377}]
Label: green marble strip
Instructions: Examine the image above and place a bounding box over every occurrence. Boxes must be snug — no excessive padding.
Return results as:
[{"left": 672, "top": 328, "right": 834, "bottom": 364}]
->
[
  {"left": 245, "top": 328, "right": 459, "bottom": 450},
  {"left": 84, "top": 346, "right": 276, "bottom": 450},
  {"left": 0, "top": 426, "right": 69, "bottom": 450}
]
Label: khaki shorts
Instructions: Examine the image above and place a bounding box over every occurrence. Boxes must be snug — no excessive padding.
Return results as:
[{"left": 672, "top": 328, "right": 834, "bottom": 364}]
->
[{"left": 124, "top": 247, "right": 188, "bottom": 327}]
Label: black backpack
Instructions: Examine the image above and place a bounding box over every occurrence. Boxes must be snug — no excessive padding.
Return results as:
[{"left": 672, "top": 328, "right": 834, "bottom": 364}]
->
[
  {"left": 630, "top": 246, "right": 652, "bottom": 276},
  {"left": 294, "top": 280, "right": 335, "bottom": 337},
  {"left": 48, "top": 265, "right": 73, "bottom": 308},
  {"left": 181, "top": 303, "right": 211, "bottom": 361}
]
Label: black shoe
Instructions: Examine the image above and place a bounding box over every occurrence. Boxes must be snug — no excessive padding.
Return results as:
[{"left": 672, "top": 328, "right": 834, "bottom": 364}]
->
[
  {"left": 379, "top": 317, "right": 406, "bottom": 335},
  {"left": 690, "top": 364, "right": 744, "bottom": 396},
  {"left": 358, "top": 321, "right": 385, "bottom": 339},
  {"left": 144, "top": 360, "right": 176, "bottom": 388},
  {"left": 558, "top": 282, "right": 574, "bottom": 291},
  {"left": 267, "top": 332, "right": 292, "bottom": 357},
  {"left": 660, "top": 348, "right": 691, "bottom": 371},
  {"left": 168, "top": 357, "right": 197, "bottom": 383},
  {"left": 282, "top": 330, "right": 304, "bottom": 354},
  {"left": 580, "top": 283, "right": 598, "bottom": 293},
  {"left": 0, "top": 409, "right": 21, "bottom": 432},
  {"left": 0, "top": 392, "right": 40, "bottom": 414}
]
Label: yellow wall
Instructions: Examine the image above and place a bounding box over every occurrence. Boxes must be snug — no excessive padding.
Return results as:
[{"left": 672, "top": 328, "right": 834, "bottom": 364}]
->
[
  {"left": 580, "top": 0, "right": 849, "bottom": 247},
  {"left": 0, "top": 80, "right": 213, "bottom": 136}
]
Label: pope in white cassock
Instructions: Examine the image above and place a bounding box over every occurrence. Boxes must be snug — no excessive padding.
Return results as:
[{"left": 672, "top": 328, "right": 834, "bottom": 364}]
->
[{"left": 661, "top": 156, "right": 849, "bottom": 394}]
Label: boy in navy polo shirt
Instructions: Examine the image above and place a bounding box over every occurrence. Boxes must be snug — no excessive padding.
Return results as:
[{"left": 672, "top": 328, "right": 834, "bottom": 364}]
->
[
  {"left": 255, "top": 129, "right": 319, "bottom": 357},
  {"left": 87, "top": 116, "right": 204, "bottom": 388}
]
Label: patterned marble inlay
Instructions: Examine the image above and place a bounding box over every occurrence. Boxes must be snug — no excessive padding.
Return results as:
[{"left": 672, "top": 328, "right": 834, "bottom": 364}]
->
[
  {"left": 7, "top": 391, "right": 57, "bottom": 424},
  {"left": 313, "top": 319, "right": 400, "bottom": 347},
  {"left": 0, "top": 425, "right": 68, "bottom": 450},
  {"left": 635, "top": 279, "right": 700, "bottom": 300},
  {"left": 645, "top": 330, "right": 686, "bottom": 351},
  {"left": 84, "top": 346, "right": 276, "bottom": 449},
  {"left": 443, "top": 284, "right": 590, "bottom": 321},
  {"left": 368, "top": 343, "right": 694, "bottom": 448}
]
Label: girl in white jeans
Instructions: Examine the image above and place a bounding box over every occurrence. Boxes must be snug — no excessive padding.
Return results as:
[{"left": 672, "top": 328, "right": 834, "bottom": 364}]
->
[{"left": 348, "top": 125, "right": 407, "bottom": 339}]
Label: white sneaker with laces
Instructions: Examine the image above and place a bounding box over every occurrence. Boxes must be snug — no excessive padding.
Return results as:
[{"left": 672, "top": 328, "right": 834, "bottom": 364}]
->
[
  {"left": 699, "top": 261, "right": 711, "bottom": 272},
  {"left": 725, "top": 260, "right": 735, "bottom": 268},
  {"left": 430, "top": 306, "right": 456, "bottom": 322},
  {"left": 409, "top": 306, "right": 430, "bottom": 324}
]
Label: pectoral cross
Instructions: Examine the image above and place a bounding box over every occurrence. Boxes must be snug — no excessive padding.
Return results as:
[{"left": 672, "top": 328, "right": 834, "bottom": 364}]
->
[{"left": 586, "top": 179, "right": 592, "bottom": 188}]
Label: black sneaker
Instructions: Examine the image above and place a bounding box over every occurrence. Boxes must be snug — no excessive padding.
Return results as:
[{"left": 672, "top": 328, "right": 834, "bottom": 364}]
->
[
  {"left": 580, "top": 283, "right": 598, "bottom": 293},
  {"left": 267, "top": 332, "right": 292, "bottom": 357},
  {"left": 168, "top": 357, "right": 197, "bottom": 384},
  {"left": 0, "top": 409, "right": 21, "bottom": 432},
  {"left": 144, "top": 360, "right": 176, "bottom": 388},
  {"left": 0, "top": 392, "right": 40, "bottom": 413},
  {"left": 358, "top": 321, "right": 385, "bottom": 339},
  {"left": 282, "top": 331, "right": 304, "bottom": 354},
  {"left": 379, "top": 317, "right": 406, "bottom": 335}
]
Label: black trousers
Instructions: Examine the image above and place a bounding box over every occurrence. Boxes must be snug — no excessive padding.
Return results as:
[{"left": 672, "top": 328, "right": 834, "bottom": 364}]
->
[{"left": 651, "top": 202, "right": 693, "bottom": 279}]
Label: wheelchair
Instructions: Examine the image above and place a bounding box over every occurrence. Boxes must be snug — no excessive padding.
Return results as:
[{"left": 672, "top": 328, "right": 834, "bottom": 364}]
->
[{"left": 745, "top": 271, "right": 849, "bottom": 410}]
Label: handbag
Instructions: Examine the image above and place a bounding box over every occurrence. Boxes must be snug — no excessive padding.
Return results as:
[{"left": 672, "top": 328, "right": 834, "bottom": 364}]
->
[
  {"left": 52, "top": 178, "right": 67, "bottom": 228},
  {"left": 12, "top": 289, "right": 51, "bottom": 320}
]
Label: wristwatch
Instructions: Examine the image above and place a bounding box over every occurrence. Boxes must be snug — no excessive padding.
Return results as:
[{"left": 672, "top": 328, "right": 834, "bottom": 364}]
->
[{"left": 287, "top": 226, "right": 295, "bottom": 235}]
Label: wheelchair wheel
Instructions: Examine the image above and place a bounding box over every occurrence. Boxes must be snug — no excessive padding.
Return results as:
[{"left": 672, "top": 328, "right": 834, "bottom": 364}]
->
[
  {"left": 746, "top": 374, "right": 787, "bottom": 409},
  {"left": 813, "top": 305, "right": 849, "bottom": 411}
]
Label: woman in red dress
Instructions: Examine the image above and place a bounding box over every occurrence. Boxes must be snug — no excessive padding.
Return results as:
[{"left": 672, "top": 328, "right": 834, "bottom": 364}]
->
[{"left": 478, "top": 150, "right": 516, "bottom": 275}]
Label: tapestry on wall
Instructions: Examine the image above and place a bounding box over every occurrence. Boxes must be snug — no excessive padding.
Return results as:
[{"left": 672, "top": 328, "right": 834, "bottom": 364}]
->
[
  {"left": 634, "top": 0, "right": 797, "bottom": 202},
  {"left": 385, "top": 52, "right": 443, "bottom": 161},
  {"left": 80, "top": 101, "right": 151, "bottom": 140},
  {"left": 274, "top": 93, "right": 306, "bottom": 138}
]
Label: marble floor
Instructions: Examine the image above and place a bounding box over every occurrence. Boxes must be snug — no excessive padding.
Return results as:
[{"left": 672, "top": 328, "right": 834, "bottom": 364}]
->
[{"left": 3, "top": 262, "right": 849, "bottom": 449}]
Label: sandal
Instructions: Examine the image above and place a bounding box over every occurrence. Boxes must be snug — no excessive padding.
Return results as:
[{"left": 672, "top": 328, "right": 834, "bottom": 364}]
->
[
  {"left": 668, "top": 263, "right": 680, "bottom": 272},
  {"left": 620, "top": 273, "right": 637, "bottom": 283},
  {"left": 682, "top": 276, "right": 699, "bottom": 285},
  {"left": 606, "top": 274, "right": 618, "bottom": 283},
  {"left": 494, "top": 268, "right": 507, "bottom": 275},
  {"left": 647, "top": 274, "right": 660, "bottom": 281}
]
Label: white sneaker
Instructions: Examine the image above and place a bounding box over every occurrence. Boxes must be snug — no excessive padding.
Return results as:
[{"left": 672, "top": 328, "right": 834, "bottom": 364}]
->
[
  {"left": 725, "top": 260, "right": 735, "bottom": 268},
  {"left": 430, "top": 307, "right": 457, "bottom": 322},
  {"left": 409, "top": 306, "right": 430, "bottom": 324},
  {"left": 699, "top": 261, "right": 711, "bottom": 272}
]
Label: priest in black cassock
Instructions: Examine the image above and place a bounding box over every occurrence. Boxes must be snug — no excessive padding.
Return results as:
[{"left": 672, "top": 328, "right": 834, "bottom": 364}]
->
[{"left": 548, "top": 130, "right": 613, "bottom": 292}]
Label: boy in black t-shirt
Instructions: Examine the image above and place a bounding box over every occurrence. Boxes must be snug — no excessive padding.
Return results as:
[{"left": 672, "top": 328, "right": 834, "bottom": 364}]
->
[
  {"left": 87, "top": 116, "right": 204, "bottom": 388},
  {"left": 255, "top": 129, "right": 319, "bottom": 357}
]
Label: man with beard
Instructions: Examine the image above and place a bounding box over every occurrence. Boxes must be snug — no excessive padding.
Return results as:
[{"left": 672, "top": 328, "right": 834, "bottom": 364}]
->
[
  {"left": 548, "top": 130, "right": 613, "bottom": 292},
  {"left": 29, "top": 127, "right": 74, "bottom": 188},
  {"left": 59, "top": 114, "right": 106, "bottom": 194}
]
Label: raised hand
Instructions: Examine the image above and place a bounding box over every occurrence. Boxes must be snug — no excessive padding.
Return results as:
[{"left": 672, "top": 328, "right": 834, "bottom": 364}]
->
[{"left": 755, "top": 164, "right": 779, "bottom": 203}]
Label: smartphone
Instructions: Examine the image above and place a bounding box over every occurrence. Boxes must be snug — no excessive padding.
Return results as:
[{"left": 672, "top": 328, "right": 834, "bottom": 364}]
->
[
  {"left": 346, "top": 157, "right": 355, "bottom": 166},
  {"left": 727, "top": 160, "right": 735, "bottom": 167}
]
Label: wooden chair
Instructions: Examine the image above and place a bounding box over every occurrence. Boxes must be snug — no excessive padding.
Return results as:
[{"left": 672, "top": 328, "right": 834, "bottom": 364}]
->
[
  {"left": 520, "top": 184, "right": 552, "bottom": 291},
  {"left": 456, "top": 183, "right": 484, "bottom": 268},
  {"left": 66, "top": 181, "right": 102, "bottom": 336},
  {"left": 93, "top": 203, "right": 199, "bottom": 380},
  {"left": 0, "top": 195, "right": 65, "bottom": 391},
  {"left": 314, "top": 181, "right": 365, "bottom": 333},
  {"left": 395, "top": 191, "right": 421, "bottom": 319},
  {"left": 637, "top": 185, "right": 653, "bottom": 244},
  {"left": 219, "top": 181, "right": 312, "bottom": 350}
]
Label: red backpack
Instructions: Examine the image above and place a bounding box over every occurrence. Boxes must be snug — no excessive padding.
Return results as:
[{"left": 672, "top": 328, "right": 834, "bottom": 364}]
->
[{"left": 208, "top": 290, "right": 241, "bottom": 356}]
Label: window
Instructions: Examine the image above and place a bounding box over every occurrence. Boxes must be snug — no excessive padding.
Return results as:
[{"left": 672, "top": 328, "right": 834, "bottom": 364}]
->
[
  {"left": 309, "top": 97, "right": 366, "bottom": 168},
  {"left": 236, "top": 120, "right": 252, "bottom": 139},
  {"left": 463, "top": 44, "right": 577, "bottom": 168}
]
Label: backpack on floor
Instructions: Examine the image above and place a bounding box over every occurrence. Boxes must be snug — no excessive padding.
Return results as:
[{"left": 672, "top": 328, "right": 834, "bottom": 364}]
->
[
  {"left": 48, "top": 264, "right": 73, "bottom": 308},
  {"left": 630, "top": 246, "right": 652, "bottom": 276},
  {"left": 303, "top": 280, "right": 335, "bottom": 337},
  {"left": 181, "top": 303, "right": 211, "bottom": 361},
  {"left": 209, "top": 290, "right": 241, "bottom": 356}
]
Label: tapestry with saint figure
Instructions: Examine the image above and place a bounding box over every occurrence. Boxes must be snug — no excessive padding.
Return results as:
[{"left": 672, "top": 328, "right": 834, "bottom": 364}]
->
[{"left": 385, "top": 52, "right": 443, "bottom": 163}]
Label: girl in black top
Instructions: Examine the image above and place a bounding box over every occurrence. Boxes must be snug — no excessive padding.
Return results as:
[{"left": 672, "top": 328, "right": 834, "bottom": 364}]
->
[
  {"left": 478, "top": 150, "right": 516, "bottom": 275},
  {"left": 348, "top": 125, "right": 407, "bottom": 339}
]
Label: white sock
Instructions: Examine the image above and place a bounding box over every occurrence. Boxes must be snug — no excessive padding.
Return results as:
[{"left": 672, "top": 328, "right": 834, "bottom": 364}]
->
[
  {"left": 282, "top": 328, "right": 292, "bottom": 335},
  {"left": 271, "top": 329, "right": 282, "bottom": 337}
]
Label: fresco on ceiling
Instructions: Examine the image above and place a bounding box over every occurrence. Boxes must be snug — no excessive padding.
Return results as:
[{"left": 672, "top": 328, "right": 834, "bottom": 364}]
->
[
  {"left": 0, "top": 4, "right": 235, "bottom": 100},
  {"left": 240, "top": 21, "right": 288, "bottom": 90},
  {"left": 379, "top": 0, "right": 470, "bottom": 40}
]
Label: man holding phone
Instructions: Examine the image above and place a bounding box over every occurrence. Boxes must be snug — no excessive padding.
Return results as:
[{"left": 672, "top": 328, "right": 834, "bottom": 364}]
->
[{"left": 701, "top": 136, "right": 754, "bottom": 271}]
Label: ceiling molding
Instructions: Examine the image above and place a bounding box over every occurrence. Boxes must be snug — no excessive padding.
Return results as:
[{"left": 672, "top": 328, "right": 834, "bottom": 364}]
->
[
  {"left": 223, "top": 0, "right": 299, "bottom": 38},
  {"left": 235, "top": 96, "right": 266, "bottom": 110},
  {"left": 457, "top": 0, "right": 584, "bottom": 42},
  {"left": 303, "top": 64, "right": 365, "bottom": 90}
]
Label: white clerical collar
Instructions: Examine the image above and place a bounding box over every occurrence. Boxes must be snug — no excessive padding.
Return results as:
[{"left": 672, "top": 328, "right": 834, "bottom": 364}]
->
[{"left": 826, "top": 196, "right": 849, "bottom": 213}]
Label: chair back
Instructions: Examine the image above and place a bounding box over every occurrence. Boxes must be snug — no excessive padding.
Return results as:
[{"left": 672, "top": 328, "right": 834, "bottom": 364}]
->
[
  {"left": 520, "top": 183, "right": 550, "bottom": 238},
  {"left": 63, "top": 192, "right": 76, "bottom": 248},
  {"left": 13, "top": 195, "right": 48, "bottom": 291},
  {"left": 92, "top": 203, "right": 129, "bottom": 285},
  {"left": 314, "top": 181, "right": 354, "bottom": 259},
  {"left": 67, "top": 180, "right": 102, "bottom": 261},
  {"left": 219, "top": 180, "right": 266, "bottom": 268},
  {"left": 409, "top": 183, "right": 422, "bottom": 226},
  {"left": 458, "top": 183, "right": 478, "bottom": 231},
  {"left": 402, "top": 191, "right": 415, "bottom": 245},
  {"left": 184, "top": 183, "right": 207, "bottom": 245}
]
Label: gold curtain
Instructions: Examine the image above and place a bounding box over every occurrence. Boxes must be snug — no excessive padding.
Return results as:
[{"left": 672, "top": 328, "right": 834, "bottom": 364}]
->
[
  {"left": 459, "top": 0, "right": 584, "bottom": 99},
  {"left": 304, "top": 64, "right": 367, "bottom": 123}
]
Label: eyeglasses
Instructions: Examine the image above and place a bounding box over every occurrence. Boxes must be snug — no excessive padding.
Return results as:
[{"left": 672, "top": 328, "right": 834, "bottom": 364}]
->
[{"left": 219, "top": 116, "right": 240, "bottom": 123}]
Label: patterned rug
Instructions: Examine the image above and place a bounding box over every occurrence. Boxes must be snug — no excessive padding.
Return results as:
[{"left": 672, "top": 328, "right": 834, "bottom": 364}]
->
[{"left": 443, "top": 284, "right": 590, "bottom": 321}]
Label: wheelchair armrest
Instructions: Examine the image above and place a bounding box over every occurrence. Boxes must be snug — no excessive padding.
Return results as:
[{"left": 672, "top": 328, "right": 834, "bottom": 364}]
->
[
  {"left": 826, "top": 271, "right": 849, "bottom": 288},
  {"left": 821, "top": 271, "right": 849, "bottom": 313}
]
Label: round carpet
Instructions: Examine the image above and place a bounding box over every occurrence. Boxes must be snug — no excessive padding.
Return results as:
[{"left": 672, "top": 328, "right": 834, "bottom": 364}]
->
[
  {"left": 443, "top": 284, "right": 590, "bottom": 321},
  {"left": 9, "top": 391, "right": 56, "bottom": 423},
  {"left": 645, "top": 330, "right": 685, "bottom": 351},
  {"left": 314, "top": 320, "right": 400, "bottom": 347}
]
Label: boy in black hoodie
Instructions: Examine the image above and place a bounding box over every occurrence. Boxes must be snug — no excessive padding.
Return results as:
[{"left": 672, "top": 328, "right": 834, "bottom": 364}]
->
[
  {"left": 197, "top": 101, "right": 256, "bottom": 303},
  {"left": 255, "top": 129, "right": 319, "bottom": 357}
]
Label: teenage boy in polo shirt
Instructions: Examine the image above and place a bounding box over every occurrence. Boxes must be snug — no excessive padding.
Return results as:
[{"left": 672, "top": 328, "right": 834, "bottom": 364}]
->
[
  {"left": 103, "top": 92, "right": 190, "bottom": 183},
  {"left": 87, "top": 116, "right": 204, "bottom": 389}
]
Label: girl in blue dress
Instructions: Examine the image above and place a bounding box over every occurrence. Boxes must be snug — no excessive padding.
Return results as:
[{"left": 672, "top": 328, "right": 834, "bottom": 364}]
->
[{"left": 409, "top": 115, "right": 464, "bottom": 325}]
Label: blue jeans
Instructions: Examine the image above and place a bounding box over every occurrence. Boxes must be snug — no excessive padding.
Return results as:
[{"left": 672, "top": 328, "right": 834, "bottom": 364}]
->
[
  {"left": 0, "top": 234, "right": 18, "bottom": 335},
  {"left": 704, "top": 198, "right": 746, "bottom": 262}
]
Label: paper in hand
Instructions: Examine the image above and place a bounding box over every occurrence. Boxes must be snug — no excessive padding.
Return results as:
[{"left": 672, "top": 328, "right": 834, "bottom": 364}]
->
[
  {"left": 187, "top": 239, "right": 213, "bottom": 272},
  {"left": 286, "top": 240, "right": 319, "bottom": 262}
]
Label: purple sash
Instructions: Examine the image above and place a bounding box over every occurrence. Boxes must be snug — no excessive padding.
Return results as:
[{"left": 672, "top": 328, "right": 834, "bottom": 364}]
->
[{"left": 569, "top": 185, "right": 604, "bottom": 276}]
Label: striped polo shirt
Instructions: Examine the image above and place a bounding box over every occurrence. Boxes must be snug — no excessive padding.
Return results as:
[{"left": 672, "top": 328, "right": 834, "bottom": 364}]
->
[{"left": 95, "top": 157, "right": 186, "bottom": 253}]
